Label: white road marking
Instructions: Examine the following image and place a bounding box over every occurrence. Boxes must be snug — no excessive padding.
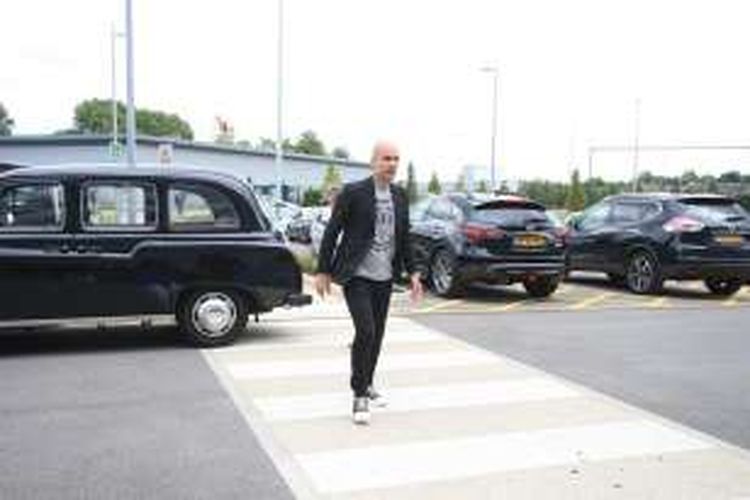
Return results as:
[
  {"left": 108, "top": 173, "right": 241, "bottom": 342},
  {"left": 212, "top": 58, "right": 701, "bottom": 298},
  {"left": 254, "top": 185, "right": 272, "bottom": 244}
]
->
[
  {"left": 254, "top": 377, "right": 581, "bottom": 421},
  {"left": 297, "top": 419, "right": 712, "bottom": 493},
  {"left": 227, "top": 350, "right": 498, "bottom": 379}
]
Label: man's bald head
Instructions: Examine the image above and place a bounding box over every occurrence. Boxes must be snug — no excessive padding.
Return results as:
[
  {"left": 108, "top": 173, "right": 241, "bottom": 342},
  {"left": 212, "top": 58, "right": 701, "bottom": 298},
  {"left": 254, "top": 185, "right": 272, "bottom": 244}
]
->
[{"left": 370, "top": 140, "right": 400, "bottom": 186}]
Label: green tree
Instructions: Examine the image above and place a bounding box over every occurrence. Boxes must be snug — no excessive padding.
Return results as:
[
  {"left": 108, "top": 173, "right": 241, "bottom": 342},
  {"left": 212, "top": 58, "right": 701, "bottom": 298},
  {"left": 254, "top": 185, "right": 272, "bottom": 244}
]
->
[
  {"left": 331, "top": 146, "right": 350, "bottom": 159},
  {"left": 427, "top": 171, "right": 442, "bottom": 195},
  {"left": 718, "top": 170, "right": 742, "bottom": 183},
  {"left": 321, "top": 164, "right": 342, "bottom": 194},
  {"left": 136, "top": 108, "right": 193, "bottom": 140},
  {"left": 455, "top": 174, "right": 466, "bottom": 193},
  {"left": 293, "top": 130, "right": 326, "bottom": 156},
  {"left": 477, "top": 180, "right": 489, "bottom": 193},
  {"left": 565, "top": 169, "right": 586, "bottom": 211},
  {"left": 0, "top": 102, "right": 15, "bottom": 136},
  {"left": 257, "top": 137, "right": 294, "bottom": 153},
  {"left": 680, "top": 170, "right": 700, "bottom": 193},
  {"left": 74, "top": 99, "right": 193, "bottom": 140},
  {"left": 406, "top": 161, "right": 418, "bottom": 202},
  {"left": 302, "top": 187, "right": 323, "bottom": 206}
]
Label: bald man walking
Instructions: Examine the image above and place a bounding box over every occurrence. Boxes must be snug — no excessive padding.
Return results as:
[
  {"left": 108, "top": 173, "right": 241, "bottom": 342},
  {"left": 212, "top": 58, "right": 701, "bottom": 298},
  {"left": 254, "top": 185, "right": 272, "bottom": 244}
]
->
[{"left": 316, "top": 141, "right": 423, "bottom": 425}]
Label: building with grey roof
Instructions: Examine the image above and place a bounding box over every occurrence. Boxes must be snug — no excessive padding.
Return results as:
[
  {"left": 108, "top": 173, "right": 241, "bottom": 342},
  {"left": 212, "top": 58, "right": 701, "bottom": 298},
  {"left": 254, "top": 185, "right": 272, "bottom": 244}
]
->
[{"left": 0, "top": 135, "right": 371, "bottom": 202}]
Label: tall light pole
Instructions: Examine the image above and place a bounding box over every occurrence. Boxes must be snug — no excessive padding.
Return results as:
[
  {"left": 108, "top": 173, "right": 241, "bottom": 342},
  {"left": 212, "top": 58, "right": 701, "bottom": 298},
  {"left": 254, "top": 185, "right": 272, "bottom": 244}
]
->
[
  {"left": 481, "top": 66, "right": 499, "bottom": 192},
  {"left": 631, "top": 98, "right": 641, "bottom": 192},
  {"left": 275, "top": 0, "right": 284, "bottom": 199},
  {"left": 125, "top": 0, "right": 137, "bottom": 167},
  {"left": 110, "top": 24, "right": 124, "bottom": 160}
]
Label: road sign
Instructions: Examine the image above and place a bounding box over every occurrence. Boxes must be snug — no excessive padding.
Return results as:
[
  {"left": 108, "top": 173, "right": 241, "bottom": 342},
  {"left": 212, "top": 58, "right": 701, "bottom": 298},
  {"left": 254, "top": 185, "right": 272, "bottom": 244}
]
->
[
  {"left": 157, "top": 143, "right": 173, "bottom": 165},
  {"left": 109, "top": 141, "right": 124, "bottom": 158}
]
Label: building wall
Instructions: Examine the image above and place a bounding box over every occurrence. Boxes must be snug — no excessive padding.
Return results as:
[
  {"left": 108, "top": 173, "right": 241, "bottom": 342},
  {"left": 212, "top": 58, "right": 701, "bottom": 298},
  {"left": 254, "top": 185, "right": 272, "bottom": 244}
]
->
[{"left": 0, "top": 136, "right": 371, "bottom": 202}]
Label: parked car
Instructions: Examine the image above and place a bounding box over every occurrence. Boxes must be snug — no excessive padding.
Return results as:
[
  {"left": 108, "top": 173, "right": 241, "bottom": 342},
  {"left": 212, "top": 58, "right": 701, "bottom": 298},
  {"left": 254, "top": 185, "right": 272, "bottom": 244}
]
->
[
  {"left": 565, "top": 193, "right": 750, "bottom": 295},
  {"left": 410, "top": 193, "right": 566, "bottom": 297},
  {"left": 258, "top": 195, "right": 302, "bottom": 235},
  {"left": 310, "top": 206, "right": 332, "bottom": 257},
  {"left": 0, "top": 165, "right": 310, "bottom": 346},
  {"left": 285, "top": 208, "right": 316, "bottom": 243}
]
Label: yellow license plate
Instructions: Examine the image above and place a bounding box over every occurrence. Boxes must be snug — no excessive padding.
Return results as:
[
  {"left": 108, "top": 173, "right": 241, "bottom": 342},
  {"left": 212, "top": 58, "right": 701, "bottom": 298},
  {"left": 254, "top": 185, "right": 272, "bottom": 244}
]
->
[
  {"left": 715, "top": 235, "right": 744, "bottom": 246},
  {"left": 514, "top": 234, "right": 546, "bottom": 248}
]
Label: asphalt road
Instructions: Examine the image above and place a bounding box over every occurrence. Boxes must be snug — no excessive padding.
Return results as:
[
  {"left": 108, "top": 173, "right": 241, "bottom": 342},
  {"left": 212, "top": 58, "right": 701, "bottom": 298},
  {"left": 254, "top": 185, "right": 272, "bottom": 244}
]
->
[
  {"left": 0, "top": 325, "right": 294, "bottom": 500},
  {"left": 413, "top": 306, "right": 750, "bottom": 452}
]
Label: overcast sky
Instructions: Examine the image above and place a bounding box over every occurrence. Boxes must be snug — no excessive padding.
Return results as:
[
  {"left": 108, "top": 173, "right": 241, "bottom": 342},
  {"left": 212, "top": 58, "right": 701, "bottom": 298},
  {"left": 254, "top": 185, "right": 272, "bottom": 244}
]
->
[{"left": 3, "top": 0, "right": 750, "bottom": 183}]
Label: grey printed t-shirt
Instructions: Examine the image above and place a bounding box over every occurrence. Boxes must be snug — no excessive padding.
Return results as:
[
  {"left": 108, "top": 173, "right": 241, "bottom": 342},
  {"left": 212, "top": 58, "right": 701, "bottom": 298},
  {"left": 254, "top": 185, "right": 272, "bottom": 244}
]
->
[{"left": 354, "top": 183, "right": 395, "bottom": 281}]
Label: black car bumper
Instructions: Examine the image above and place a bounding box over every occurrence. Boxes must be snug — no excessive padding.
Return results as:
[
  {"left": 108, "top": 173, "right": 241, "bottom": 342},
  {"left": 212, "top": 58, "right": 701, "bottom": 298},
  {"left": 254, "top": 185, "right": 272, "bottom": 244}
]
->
[
  {"left": 284, "top": 292, "right": 313, "bottom": 307},
  {"left": 456, "top": 257, "right": 565, "bottom": 284},
  {"left": 664, "top": 258, "right": 750, "bottom": 280}
]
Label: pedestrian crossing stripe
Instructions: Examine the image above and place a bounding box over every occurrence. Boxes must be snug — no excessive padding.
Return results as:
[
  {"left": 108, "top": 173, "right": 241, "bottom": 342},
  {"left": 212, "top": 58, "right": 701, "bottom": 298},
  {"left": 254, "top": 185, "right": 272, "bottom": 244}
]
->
[
  {"left": 253, "top": 378, "right": 580, "bottom": 421},
  {"left": 296, "top": 420, "right": 711, "bottom": 494},
  {"left": 226, "top": 350, "right": 498, "bottom": 380}
]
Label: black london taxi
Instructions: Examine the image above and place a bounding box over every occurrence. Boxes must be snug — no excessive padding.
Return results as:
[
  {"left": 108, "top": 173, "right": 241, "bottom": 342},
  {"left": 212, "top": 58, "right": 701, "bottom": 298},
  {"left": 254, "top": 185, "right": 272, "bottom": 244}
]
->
[{"left": 0, "top": 165, "right": 311, "bottom": 346}]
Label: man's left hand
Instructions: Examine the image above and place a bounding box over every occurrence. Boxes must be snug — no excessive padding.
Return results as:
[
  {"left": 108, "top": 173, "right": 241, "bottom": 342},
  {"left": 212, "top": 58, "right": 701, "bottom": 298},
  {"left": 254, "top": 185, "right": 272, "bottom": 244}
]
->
[{"left": 409, "top": 273, "right": 424, "bottom": 303}]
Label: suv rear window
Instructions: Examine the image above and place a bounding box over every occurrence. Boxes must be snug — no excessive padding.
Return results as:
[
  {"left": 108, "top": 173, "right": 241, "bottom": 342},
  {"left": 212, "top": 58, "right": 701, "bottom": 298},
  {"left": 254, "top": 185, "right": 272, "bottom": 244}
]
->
[
  {"left": 678, "top": 198, "right": 749, "bottom": 225},
  {"left": 471, "top": 207, "right": 555, "bottom": 228}
]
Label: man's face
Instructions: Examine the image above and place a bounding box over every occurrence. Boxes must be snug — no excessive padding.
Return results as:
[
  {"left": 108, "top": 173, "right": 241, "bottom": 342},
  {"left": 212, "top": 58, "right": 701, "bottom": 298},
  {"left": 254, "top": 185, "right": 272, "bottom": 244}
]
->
[{"left": 372, "top": 144, "right": 400, "bottom": 184}]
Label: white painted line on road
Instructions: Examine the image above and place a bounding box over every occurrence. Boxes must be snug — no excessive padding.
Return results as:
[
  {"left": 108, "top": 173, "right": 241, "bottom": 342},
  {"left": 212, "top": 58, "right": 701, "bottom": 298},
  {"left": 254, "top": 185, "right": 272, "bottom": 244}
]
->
[
  {"left": 219, "top": 329, "right": 445, "bottom": 353},
  {"left": 227, "top": 350, "right": 498, "bottom": 380},
  {"left": 254, "top": 377, "right": 581, "bottom": 421},
  {"left": 297, "top": 419, "right": 712, "bottom": 494}
]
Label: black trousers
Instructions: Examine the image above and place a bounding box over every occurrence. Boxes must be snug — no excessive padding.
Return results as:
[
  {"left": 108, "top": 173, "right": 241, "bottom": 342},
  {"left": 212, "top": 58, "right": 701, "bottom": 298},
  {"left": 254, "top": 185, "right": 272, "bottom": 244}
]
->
[{"left": 343, "top": 277, "right": 393, "bottom": 397}]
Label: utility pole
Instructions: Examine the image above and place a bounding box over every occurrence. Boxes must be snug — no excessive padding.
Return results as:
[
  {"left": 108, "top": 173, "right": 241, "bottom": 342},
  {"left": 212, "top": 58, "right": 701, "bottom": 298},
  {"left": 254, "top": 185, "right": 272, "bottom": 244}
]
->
[
  {"left": 275, "top": 0, "right": 284, "bottom": 199},
  {"left": 125, "top": 0, "right": 137, "bottom": 167},
  {"left": 480, "top": 66, "right": 499, "bottom": 192},
  {"left": 631, "top": 98, "right": 641, "bottom": 192}
]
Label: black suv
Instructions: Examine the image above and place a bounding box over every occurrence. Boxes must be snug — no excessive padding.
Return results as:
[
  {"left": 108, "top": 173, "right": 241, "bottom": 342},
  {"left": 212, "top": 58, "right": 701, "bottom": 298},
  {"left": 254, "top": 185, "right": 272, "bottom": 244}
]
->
[
  {"left": 566, "top": 193, "right": 750, "bottom": 295},
  {"left": 410, "top": 194, "right": 566, "bottom": 297},
  {"left": 0, "top": 165, "right": 310, "bottom": 346}
]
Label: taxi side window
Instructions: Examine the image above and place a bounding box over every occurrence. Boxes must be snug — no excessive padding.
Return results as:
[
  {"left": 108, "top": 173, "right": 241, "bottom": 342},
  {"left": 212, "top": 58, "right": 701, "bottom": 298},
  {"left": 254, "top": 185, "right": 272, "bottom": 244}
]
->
[
  {"left": 82, "top": 182, "right": 157, "bottom": 230},
  {"left": 168, "top": 183, "right": 241, "bottom": 231},
  {"left": 0, "top": 183, "right": 65, "bottom": 230}
]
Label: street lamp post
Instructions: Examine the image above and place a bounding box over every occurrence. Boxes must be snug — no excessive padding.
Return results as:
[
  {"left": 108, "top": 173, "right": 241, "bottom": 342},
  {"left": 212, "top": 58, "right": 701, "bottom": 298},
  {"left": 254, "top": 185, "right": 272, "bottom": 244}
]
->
[
  {"left": 125, "top": 0, "right": 137, "bottom": 167},
  {"left": 110, "top": 24, "right": 124, "bottom": 160},
  {"left": 481, "top": 66, "right": 499, "bottom": 192},
  {"left": 631, "top": 98, "right": 641, "bottom": 192},
  {"left": 275, "top": 0, "right": 284, "bottom": 199}
]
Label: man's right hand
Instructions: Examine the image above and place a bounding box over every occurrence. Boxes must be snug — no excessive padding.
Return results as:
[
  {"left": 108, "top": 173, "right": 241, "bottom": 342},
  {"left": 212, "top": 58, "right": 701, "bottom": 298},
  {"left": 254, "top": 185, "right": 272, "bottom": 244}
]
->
[{"left": 315, "top": 273, "right": 332, "bottom": 298}]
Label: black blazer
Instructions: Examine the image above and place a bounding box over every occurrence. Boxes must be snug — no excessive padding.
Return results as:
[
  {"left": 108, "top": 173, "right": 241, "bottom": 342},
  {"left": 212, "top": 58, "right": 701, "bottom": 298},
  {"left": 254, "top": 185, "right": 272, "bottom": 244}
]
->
[{"left": 317, "top": 176, "right": 415, "bottom": 284}]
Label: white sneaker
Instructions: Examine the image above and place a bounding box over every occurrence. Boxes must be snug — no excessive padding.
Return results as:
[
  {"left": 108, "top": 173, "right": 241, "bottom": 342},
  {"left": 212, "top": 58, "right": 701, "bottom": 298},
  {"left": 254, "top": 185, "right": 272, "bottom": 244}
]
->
[
  {"left": 367, "top": 386, "right": 387, "bottom": 408},
  {"left": 352, "top": 396, "right": 370, "bottom": 425}
]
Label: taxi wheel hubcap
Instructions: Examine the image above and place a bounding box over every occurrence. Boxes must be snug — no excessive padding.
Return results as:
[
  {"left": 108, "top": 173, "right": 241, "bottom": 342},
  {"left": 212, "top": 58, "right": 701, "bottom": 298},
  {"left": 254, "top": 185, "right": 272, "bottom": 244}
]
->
[{"left": 191, "top": 292, "right": 237, "bottom": 338}]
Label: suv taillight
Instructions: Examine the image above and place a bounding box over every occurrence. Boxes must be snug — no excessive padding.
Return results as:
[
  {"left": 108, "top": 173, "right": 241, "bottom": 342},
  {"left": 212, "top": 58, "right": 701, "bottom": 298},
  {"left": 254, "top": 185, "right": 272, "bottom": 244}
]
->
[
  {"left": 461, "top": 223, "right": 505, "bottom": 244},
  {"left": 663, "top": 215, "right": 705, "bottom": 233}
]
